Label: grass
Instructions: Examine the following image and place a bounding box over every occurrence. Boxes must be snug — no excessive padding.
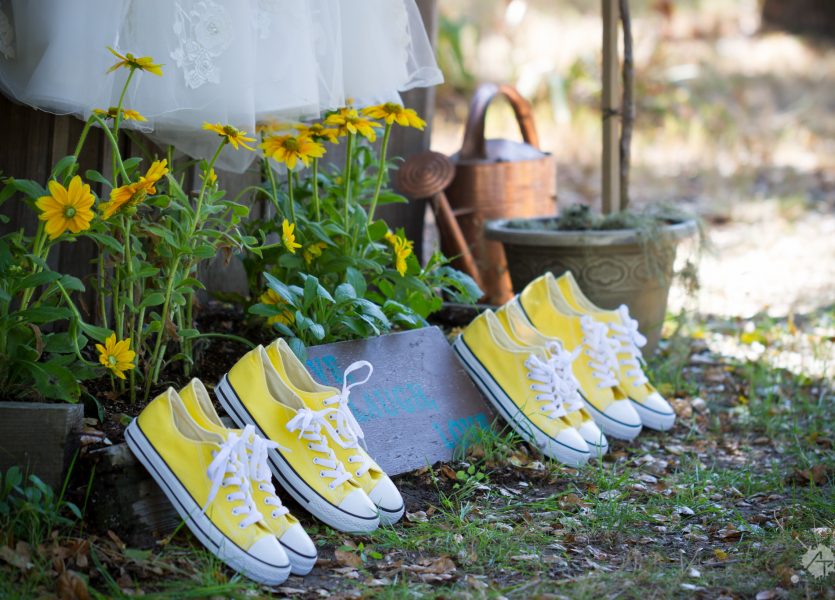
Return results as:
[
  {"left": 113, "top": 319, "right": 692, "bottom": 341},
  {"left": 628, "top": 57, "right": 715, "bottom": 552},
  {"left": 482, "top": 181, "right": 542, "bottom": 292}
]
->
[{"left": 0, "top": 308, "right": 832, "bottom": 598}]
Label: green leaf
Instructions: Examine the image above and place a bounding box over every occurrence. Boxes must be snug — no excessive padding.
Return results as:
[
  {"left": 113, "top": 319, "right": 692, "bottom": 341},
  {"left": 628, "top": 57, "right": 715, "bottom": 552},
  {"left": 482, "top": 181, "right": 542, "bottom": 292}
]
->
[
  {"left": 51, "top": 156, "right": 77, "bottom": 181},
  {"left": 85, "top": 232, "right": 124, "bottom": 254},
  {"left": 15, "top": 306, "right": 72, "bottom": 324},
  {"left": 264, "top": 272, "right": 300, "bottom": 305},
  {"left": 84, "top": 170, "right": 111, "bottom": 188},
  {"left": 17, "top": 270, "right": 62, "bottom": 291},
  {"left": 334, "top": 283, "right": 357, "bottom": 303},
  {"left": 8, "top": 178, "right": 47, "bottom": 200},
  {"left": 79, "top": 321, "right": 112, "bottom": 343},
  {"left": 355, "top": 298, "right": 389, "bottom": 326},
  {"left": 375, "top": 191, "right": 409, "bottom": 205},
  {"left": 367, "top": 219, "right": 390, "bottom": 241},
  {"left": 58, "top": 274, "right": 85, "bottom": 293},
  {"left": 287, "top": 337, "right": 307, "bottom": 361},
  {"left": 346, "top": 267, "right": 366, "bottom": 297},
  {"left": 138, "top": 293, "right": 165, "bottom": 309}
]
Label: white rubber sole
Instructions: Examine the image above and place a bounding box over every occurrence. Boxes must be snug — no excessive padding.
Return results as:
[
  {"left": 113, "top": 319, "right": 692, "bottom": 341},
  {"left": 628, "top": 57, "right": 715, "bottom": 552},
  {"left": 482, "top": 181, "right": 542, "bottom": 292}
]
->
[
  {"left": 581, "top": 399, "right": 642, "bottom": 441},
  {"left": 378, "top": 504, "right": 405, "bottom": 526},
  {"left": 630, "top": 399, "right": 676, "bottom": 431},
  {"left": 125, "top": 420, "right": 291, "bottom": 586},
  {"left": 281, "top": 537, "right": 317, "bottom": 576},
  {"left": 216, "top": 375, "right": 380, "bottom": 534},
  {"left": 452, "top": 337, "right": 590, "bottom": 467}
]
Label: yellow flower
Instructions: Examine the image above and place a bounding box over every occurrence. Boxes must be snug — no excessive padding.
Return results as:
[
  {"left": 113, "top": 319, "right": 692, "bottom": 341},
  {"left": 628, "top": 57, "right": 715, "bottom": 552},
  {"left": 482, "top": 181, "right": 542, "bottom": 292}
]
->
[
  {"left": 324, "top": 108, "right": 382, "bottom": 142},
  {"left": 96, "top": 333, "right": 136, "bottom": 380},
  {"left": 106, "top": 47, "right": 163, "bottom": 76},
  {"left": 202, "top": 122, "right": 256, "bottom": 151},
  {"left": 93, "top": 107, "right": 147, "bottom": 122},
  {"left": 261, "top": 134, "right": 326, "bottom": 169},
  {"left": 281, "top": 219, "right": 302, "bottom": 254},
  {"left": 203, "top": 168, "right": 217, "bottom": 186},
  {"left": 385, "top": 231, "right": 414, "bottom": 277},
  {"left": 257, "top": 121, "right": 304, "bottom": 135},
  {"left": 100, "top": 159, "right": 168, "bottom": 219},
  {"left": 362, "top": 103, "right": 426, "bottom": 130},
  {"left": 298, "top": 122, "right": 340, "bottom": 144},
  {"left": 303, "top": 242, "right": 327, "bottom": 266},
  {"left": 259, "top": 288, "right": 295, "bottom": 326},
  {"left": 35, "top": 176, "right": 96, "bottom": 240}
]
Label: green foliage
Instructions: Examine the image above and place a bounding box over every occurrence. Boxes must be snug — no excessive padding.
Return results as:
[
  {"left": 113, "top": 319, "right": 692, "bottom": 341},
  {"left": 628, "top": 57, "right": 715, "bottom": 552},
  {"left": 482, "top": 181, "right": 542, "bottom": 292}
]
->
[
  {"left": 0, "top": 466, "right": 81, "bottom": 546},
  {"left": 244, "top": 125, "right": 482, "bottom": 354}
]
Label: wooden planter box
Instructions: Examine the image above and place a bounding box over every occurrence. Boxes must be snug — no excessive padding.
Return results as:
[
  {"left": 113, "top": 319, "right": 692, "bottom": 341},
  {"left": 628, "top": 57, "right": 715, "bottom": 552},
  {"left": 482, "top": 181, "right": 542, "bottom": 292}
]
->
[{"left": 0, "top": 401, "right": 84, "bottom": 490}]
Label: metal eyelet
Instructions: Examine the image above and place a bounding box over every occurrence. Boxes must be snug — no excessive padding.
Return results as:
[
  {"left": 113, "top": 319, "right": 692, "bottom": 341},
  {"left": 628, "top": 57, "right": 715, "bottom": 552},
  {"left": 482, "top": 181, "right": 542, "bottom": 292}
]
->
[
  {"left": 226, "top": 494, "right": 233, "bottom": 501},
  {"left": 320, "top": 471, "right": 326, "bottom": 477},
  {"left": 356, "top": 471, "right": 361, "bottom": 477},
  {"left": 329, "top": 483, "right": 335, "bottom": 490},
  {"left": 239, "top": 523, "right": 245, "bottom": 529}
]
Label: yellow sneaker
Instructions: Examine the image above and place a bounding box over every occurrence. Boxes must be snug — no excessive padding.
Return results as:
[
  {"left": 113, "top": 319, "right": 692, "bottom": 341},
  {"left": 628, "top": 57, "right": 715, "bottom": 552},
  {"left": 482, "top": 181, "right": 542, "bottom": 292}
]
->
[
  {"left": 552, "top": 271, "right": 676, "bottom": 431},
  {"left": 265, "top": 339, "right": 405, "bottom": 525},
  {"left": 216, "top": 346, "right": 379, "bottom": 533},
  {"left": 518, "top": 275, "right": 643, "bottom": 441},
  {"left": 495, "top": 303, "right": 609, "bottom": 458},
  {"left": 125, "top": 389, "right": 291, "bottom": 585},
  {"left": 179, "top": 379, "right": 317, "bottom": 575},
  {"left": 452, "top": 309, "right": 590, "bottom": 466}
]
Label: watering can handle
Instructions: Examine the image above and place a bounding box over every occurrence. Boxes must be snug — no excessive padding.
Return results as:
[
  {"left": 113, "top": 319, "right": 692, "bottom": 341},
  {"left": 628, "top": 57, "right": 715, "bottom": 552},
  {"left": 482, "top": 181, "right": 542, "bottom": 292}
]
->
[{"left": 459, "top": 83, "right": 541, "bottom": 160}]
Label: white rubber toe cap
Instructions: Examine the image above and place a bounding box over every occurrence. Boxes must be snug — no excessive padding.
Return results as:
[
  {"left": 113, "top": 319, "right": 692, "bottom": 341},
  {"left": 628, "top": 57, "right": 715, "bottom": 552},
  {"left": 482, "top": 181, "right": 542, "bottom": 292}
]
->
[
  {"left": 631, "top": 391, "right": 676, "bottom": 431},
  {"left": 337, "top": 489, "right": 380, "bottom": 532},
  {"left": 578, "top": 420, "right": 609, "bottom": 458},
  {"left": 246, "top": 535, "right": 291, "bottom": 585},
  {"left": 279, "top": 523, "right": 317, "bottom": 576},
  {"left": 549, "top": 427, "right": 590, "bottom": 467},
  {"left": 369, "top": 476, "right": 405, "bottom": 526},
  {"left": 594, "top": 399, "right": 642, "bottom": 441}
]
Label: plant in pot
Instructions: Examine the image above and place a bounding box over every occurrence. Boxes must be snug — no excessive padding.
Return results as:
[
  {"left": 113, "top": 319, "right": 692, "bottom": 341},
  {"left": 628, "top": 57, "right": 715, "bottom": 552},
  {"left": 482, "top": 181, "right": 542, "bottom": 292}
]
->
[{"left": 485, "top": 0, "right": 697, "bottom": 353}]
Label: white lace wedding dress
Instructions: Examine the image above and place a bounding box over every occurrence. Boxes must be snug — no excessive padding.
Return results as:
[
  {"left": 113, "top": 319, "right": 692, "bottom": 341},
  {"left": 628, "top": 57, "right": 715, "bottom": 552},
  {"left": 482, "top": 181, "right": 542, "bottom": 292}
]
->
[{"left": 0, "top": 0, "right": 442, "bottom": 171}]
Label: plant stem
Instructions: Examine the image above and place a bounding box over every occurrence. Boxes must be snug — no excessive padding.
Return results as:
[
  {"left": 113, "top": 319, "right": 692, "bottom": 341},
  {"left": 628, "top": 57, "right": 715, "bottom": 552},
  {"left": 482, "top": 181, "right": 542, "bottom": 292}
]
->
[
  {"left": 264, "top": 159, "right": 282, "bottom": 216},
  {"left": 67, "top": 118, "right": 94, "bottom": 183},
  {"left": 368, "top": 122, "right": 392, "bottom": 224},
  {"left": 287, "top": 168, "right": 296, "bottom": 223},
  {"left": 312, "top": 158, "right": 321, "bottom": 220},
  {"left": 96, "top": 244, "right": 108, "bottom": 329},
  {"left": 619, "top": 0, "right": 634, "bottom": 211},
  {"left": 90, "top": 114, "right": 130, "bottom": 184},
  {"left": 19, "top": 223, "right": 48, "bottom": 312},
  {"left": 343, "top": 133, "right": 355, "bottom": 232},
  {"left": 112, "top": 69, "right": 136, "bottom": 186},
  {"left": 146, "top": 256, "right": 180, "bottom": 399}
]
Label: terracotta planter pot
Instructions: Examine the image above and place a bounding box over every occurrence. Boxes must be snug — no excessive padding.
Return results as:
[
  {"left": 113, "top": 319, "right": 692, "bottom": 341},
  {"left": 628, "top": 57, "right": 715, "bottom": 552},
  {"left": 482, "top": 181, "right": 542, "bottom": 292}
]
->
[
  {"left": 0, "top": 402, "right": 84, "bottom": 489},
  {"left": 485, "top": 218, "right": 697, "bottom": 354}
]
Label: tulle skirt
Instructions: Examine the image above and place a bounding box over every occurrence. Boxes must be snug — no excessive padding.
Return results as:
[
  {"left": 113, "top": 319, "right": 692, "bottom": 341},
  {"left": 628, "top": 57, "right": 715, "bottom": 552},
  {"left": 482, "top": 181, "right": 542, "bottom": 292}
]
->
[{"left": 0, "top": 0, "right": 443, "bottom": 171}]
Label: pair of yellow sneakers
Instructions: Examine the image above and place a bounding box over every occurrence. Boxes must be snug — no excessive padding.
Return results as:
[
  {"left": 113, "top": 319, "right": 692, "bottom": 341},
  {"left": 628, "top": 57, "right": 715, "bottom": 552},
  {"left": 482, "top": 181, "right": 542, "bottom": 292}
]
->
[
  {"left": 519, "top": 272, "right": 676, "bottom": 435},
  {"left": 454, "top": 272, "right": 675, "bottom": 460},
  {"left": 126, "top": 379, "right": 316, "bottom": 585},
  {"left": 215, "top": 340, "right": 404, "bottom": 533}
]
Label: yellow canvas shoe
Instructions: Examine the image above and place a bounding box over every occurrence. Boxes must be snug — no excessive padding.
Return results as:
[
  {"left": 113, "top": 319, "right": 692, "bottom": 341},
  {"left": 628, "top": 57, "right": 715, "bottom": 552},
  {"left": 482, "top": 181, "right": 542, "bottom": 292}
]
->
[
  {"left": 452, "top": 309, "right": 590, "bottom": 466},
  {"left": 265, "top": 339, "right": 405, "bottom": 525},
  {"left": 125, "top": 389, "right": 291, "bottom": 585},
  {"left": 552, "top": 271, "right": 676, "bottom": 431},
  {"left": 216, "top": 346, "right": 379, "bottom": 533},
  {"left": 517, "top": 275, "right": 643, "bottom": 441},
  {"left": 495, "top": 303, "right": 609, "bottom": 458},
  {"left": 179, "top": 379, "right": 317, "bottom": 575}
]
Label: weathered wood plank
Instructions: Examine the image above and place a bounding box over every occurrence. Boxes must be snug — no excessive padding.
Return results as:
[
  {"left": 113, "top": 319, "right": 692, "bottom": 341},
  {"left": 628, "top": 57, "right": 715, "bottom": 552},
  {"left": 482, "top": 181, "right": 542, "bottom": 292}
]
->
[{"left": 0, "top": 402, "right": 84, "bottom": 490}]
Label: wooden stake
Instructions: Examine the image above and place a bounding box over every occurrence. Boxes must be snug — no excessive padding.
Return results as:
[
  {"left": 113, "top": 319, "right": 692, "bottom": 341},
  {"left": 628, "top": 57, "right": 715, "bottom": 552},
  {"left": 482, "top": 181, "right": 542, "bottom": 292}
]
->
[{"left": 602, "top": 0, "right": 621, "bottom": 215}]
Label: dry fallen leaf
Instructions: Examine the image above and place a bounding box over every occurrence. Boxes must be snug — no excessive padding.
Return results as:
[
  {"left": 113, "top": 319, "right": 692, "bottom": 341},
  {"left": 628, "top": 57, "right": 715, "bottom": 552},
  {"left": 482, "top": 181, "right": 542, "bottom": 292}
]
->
[
  {"left": 334, "top": 549, "right": 362, "bottom": 569},
  {"left": 0, "top": 544, "right": 33, "bottom": 571},
  {"left": 405, "top": 510, "right": 428, "bottom": 523}
]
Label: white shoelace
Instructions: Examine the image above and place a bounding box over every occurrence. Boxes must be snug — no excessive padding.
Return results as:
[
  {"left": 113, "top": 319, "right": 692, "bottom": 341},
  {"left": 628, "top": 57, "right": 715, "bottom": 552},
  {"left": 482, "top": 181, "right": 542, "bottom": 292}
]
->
[
  {"left": 205, "top": 430, "right": 263, "bottom": 529},
  {"left": 286, "top": 407, "right": 353, "bottom": 490},
  {"left": 580, "top": 316, "right": 621, "bottom": 390},
  {"left": 608, "top": 305, "right": 649, "bottom": 387},
  {"left": 544, "top": 341, "right": 586, "bottom": 413},
  {"left": 321, "top": 361, "right": 375, "bottom": 479},
  {"left": 524, "top": 343, "right": 585, "bottom": 418},
  {"left": 241, "top": 425, "right": 290, "bottom": 520}
]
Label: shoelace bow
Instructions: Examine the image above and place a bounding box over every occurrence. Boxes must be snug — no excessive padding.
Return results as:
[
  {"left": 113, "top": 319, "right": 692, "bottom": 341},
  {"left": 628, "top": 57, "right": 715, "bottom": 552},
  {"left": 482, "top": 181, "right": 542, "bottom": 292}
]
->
[
  {"left": 608, "top": 305, "right": 649, "bottom": 386},
  {"left": 205, "top": 430, "right": 263, "bottom": 529},
  {"left": 321, "top": 361, "right": 376, "bottom": 478},
  {"left": 524, "top": 345, "right": 583, "bottom": 418},
  {"left": 241, "top": 425, "right": 290, "bottom": 520},
  {"left": 580, "top": 316, "right": 621, "bottom": 389},
  {"left": 286, "top": 407, "right": 353, "bottom": 490}
]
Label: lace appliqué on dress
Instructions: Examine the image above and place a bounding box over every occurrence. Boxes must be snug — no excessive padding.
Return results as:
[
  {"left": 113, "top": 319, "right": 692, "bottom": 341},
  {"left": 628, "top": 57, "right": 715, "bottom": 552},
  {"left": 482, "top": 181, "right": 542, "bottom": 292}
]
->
[
  {"left": 0, "top": 1, "right": 15, "bottom": 60},
  {"left": 252, "top": 0, "right": 281, "bottom": 40},
  {"left": 171, "top": 0, "right": 232, "bottom": 89}
]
